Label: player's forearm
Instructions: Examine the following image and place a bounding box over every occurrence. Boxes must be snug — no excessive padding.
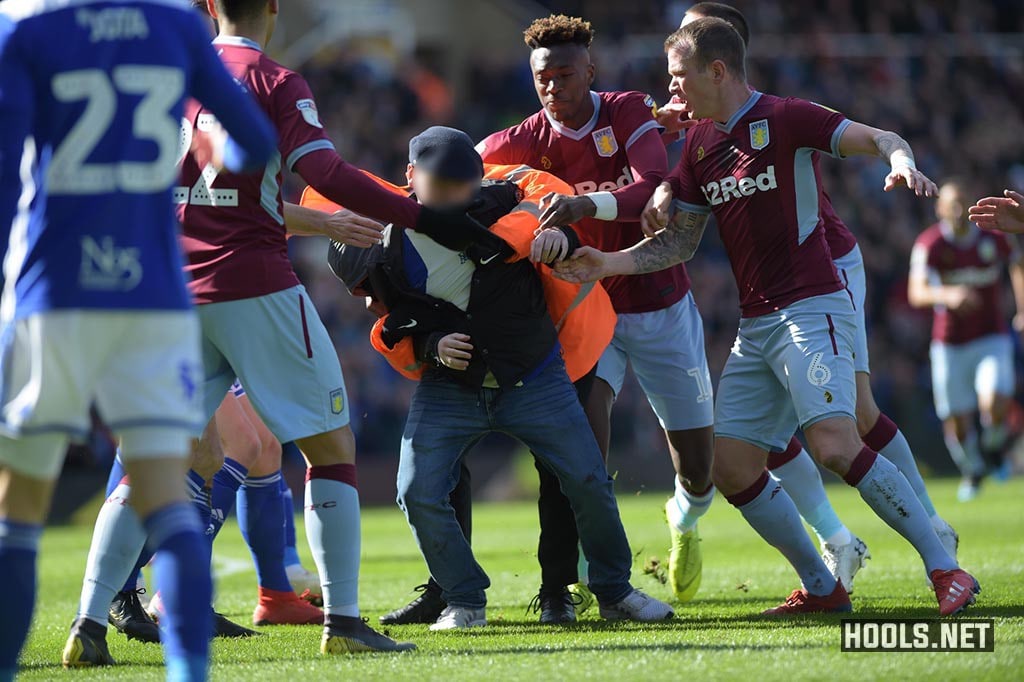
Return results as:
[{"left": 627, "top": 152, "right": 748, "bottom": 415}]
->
[
  {"left": 295, "top": 150, "right": 420, "bottom": 228},
  {"left": 618, "top": 210, "right": 708, "bottom": 274},
  {"left": 283, "top": 202, "right": 326, "bottom": 236},
  {"left": 873, "top": 130, "right": 916, "bottom": 170},
  {"left": 908, "top": 280, "right": 957, "bottom": 309}
]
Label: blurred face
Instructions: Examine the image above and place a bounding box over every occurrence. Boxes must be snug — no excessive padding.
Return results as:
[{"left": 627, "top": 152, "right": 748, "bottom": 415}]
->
[
  {"left": 530, "top": 45, "right": 595, "bottom": 127},
  {"left": 406, "top": 165, "right": 479, "bottom": 210},
  {"left": 667, "top": 47, "right": 719, "bottom": 121},
  {"left": 937, "top": 184, "right": 969, "bottom": 229}
]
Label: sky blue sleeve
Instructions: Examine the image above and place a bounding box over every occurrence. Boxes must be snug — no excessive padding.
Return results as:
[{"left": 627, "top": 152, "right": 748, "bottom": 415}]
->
[
  {"left": 184, "top": 15, "right": 276, "bottom": 173},
  {"left": 0, "top": 17, "right": 34, "bottom": 255}
]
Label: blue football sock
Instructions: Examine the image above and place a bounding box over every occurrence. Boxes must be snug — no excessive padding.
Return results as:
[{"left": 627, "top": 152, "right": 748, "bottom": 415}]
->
[
  {"left": 238, "top": 471, "right": 292, "bottom": 592},
  {"left": 207, "top": 458, "right": 248, "bottom": 541},
  {"left": 185, "top": 470, "right": 211, "bottom": 529},
  {"left": 0, "top": 519, "right": 42, "bottom": 679},
  {"left": 144, "top": 503, "right": 211, "bottom": 682},
  {"left": 280, "top": 474, "right": 301, "bottom": 568}
]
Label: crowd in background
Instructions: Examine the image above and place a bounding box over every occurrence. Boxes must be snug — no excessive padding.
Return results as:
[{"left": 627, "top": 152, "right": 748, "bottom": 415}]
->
[
  {"left": 280, "top": 1, "right": 1024, "bottom": 475},
  {"left": 63, "top": 2, "right": 1024, "bottom": 484}
]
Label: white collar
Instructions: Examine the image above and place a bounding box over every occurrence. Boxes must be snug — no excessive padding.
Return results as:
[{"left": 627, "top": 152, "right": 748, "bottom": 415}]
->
[
  {"left": 714, "top": 90, "right": 762, "bottom": 134},
  {"left": 213, "top": 35, "right": 263, "bottom": 52},
  {"left": 543, "top": 91, "right": 602, "bottom": 141}
]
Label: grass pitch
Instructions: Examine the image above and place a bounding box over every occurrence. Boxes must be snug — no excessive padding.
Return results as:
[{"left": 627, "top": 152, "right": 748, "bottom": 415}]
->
[{"left": 17, "top": 477, "right": 1024, "bottom": 681}]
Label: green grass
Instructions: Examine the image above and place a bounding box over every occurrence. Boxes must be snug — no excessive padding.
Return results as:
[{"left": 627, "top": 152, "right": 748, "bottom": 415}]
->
[{"left": 17, "top": 477, "right": 1024, "bottom": 681}]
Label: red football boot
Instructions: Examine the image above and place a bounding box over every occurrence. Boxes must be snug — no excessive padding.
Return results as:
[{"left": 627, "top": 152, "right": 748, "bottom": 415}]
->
[
  {"left": 762, "top": 580, "right": 852, "bottom": 616},
  {"left": 930, "top": 569, "right": 980, "bottom": 616},
  {"left": 253, "top": 587, "right": 325, "bottom": 626}
]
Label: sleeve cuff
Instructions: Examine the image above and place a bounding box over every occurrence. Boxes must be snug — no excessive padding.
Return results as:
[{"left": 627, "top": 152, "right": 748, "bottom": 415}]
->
[
  {"left": 830, "top": 119, "right": 853, "bottom": 159},
  {"left": 589, "top": 191, "right": 618, "bottom": 221}
]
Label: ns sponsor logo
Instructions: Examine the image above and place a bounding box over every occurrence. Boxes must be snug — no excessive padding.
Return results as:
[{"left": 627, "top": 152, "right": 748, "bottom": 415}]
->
[
  {"left": 573, "top": 165, "right": 632, "bottom": 195},
  {"left": 701, "top": 165, "right": 778, "bottom": 206}
]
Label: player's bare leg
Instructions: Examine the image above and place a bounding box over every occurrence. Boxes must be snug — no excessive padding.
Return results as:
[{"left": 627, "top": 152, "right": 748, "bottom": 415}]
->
[
  {"left": 714, "top": 436, "right": 850, "bottom": 615},
  {"left": 664, "top": 426, "right": 714, "bottom": 603},
  {"left": 297, "top": 427, "right": 415, "bottom": 653},
  {"left": 803, "top": 416, "right": 978, "bottom": 614}
]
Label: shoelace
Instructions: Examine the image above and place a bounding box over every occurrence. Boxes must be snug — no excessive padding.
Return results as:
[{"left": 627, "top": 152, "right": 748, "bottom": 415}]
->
[
  {"left": 527, "top": 589, "right": 582, "bottom": 615},
  {"left": 783, "top": 589, "right": 808, "bottom": 607}
]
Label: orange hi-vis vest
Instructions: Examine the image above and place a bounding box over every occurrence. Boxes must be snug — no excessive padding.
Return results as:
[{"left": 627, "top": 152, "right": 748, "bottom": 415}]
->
[{"left": 299, "top": 164, "right": 616, "bottom": 383}]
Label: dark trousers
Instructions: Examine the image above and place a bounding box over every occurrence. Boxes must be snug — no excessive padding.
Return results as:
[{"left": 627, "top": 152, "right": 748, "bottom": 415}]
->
[{"left": 426, "top": 366, "right": 595, "bottom": 592}]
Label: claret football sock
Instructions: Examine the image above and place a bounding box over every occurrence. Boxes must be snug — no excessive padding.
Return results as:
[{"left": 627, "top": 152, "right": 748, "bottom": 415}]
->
[
  {"left": 726, "top": 470, "right": 837, "bottom": 596},
  {"left": 304, "top": 464, "right": 361, "bottom": 617}
]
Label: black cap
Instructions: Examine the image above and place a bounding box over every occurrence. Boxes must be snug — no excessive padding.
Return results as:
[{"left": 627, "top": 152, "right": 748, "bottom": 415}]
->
[
  {"left": 409, "top": 126, "right": 484, "bottom": 181},
  {"left": 327, "top": 239, "right": 379, "bottom": 296}
]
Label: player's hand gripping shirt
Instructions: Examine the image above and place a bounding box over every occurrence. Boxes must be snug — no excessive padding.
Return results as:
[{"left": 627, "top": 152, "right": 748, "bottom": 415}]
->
[{"left": 478, "top": 90, "right": 687, "bottom": 314}]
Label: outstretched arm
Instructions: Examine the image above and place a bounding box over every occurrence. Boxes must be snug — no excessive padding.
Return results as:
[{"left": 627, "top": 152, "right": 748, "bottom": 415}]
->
[
  {"left": 553, "top": 199, "right": 708, "bottom": 283},
  {"left": 837, "top": 122, "right": 938, "bottom": 197},
  {"left": 969, "top": 190, "right": 1024, "bottom": 234}
]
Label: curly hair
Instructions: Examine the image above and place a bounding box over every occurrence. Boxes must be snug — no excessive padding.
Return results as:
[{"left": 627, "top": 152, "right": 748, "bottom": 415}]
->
[{"left": 523, "top": 14, "right": 594, "bottom": 50}]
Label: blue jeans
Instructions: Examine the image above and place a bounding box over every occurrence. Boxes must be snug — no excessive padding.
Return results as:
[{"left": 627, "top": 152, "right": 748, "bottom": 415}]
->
[{"left": 396, "top": 358, "right": 633, "bottom": 608}]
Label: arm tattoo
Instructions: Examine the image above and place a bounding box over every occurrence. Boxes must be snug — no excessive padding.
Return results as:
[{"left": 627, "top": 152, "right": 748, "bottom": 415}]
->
[
  {"left": 873, "top": 131, "right": 914, "bottom": 165},
  {"left": 626, "top": 209, "right": 709, "bottom": 274}
]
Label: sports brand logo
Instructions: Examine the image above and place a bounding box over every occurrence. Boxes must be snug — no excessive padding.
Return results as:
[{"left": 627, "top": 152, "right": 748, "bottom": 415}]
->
[
  {"left": 592, "top": 126, "right": 618, "bottom": 157},
  {"left": 749, "top": 119, "right": 770, "bottom": 150},
  {"left": 296, "top": 99, "right": 323, "bottom": 128},
  {"left": 330, "top": 388, "right": 345, "bottom": 415}
]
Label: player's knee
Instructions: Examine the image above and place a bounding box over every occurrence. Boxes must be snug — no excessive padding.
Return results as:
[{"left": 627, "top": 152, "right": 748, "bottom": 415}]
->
[
  {"left": 297, "top": 426, "right": 355, "bottom": 467},
  {"left": 806, "top": 419, "right": 861, "bottom": 474}
]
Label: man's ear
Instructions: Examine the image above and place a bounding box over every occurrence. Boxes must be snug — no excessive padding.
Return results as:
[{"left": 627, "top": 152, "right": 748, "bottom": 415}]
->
[
  {"left": 406, "top": 163, "right": 415, "bottom": 187},
  {"left": 586, "top": 62, "right": 596, "bottom": 86},
  {"left": 268, "top": 0, "right": 279, "bottom": 16},
  {"left": 711, "top": 59, "right": 727, "bottom": 84},
  {"left": 206, "top": 0, "right": 218, "bottom": 20}
]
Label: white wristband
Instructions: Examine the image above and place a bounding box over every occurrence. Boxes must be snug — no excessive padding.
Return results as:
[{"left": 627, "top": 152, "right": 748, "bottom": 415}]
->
[
  {"left": 891, "top": 154, "right": 916, "bottom": 171},
  {"left": 589, "top": 191, "right": 619, "bottom": 221}
]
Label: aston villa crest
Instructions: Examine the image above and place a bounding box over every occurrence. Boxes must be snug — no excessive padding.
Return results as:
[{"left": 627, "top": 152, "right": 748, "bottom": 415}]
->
[
  {"left": 592, "top": 126, "right": 618, "bottom": 157},
  {"left": 749, "top": 119, "right": 770, "bottom": 150}
]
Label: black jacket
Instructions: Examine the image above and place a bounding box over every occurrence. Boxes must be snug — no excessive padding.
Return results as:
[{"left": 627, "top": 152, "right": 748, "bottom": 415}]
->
[{"left": 328, "top": 180, "right": 578, "bottom": 389}]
